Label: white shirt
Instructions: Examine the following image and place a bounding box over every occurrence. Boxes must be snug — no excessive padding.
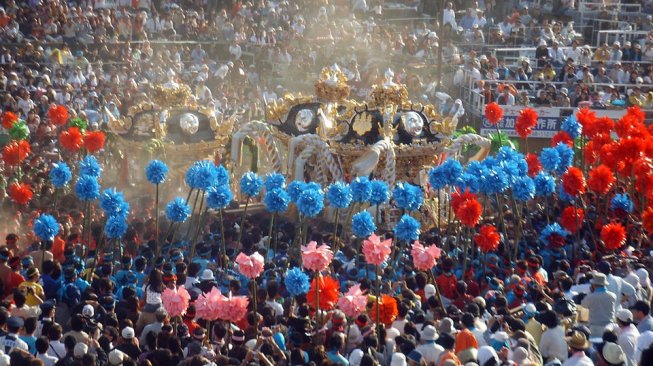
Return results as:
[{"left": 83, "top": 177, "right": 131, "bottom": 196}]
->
[
  {"left": 265, "top": 300, "right": 284, "bottom": 318},
  {"left": 443, "top": 9, "right": 456, "bottom": 28},
  {"left": 540, "top": 326, "right": 568, "bottom": 362},
  {"left": 47, "top": 340, "right": 66, "bottom": 358},
  {"left": 562, "top": 351, "right": 594, "bottom": 366},
  {"left": 37, "top": 353, "right": 58, "bottom": 366},
  {"left": 618, "top": 324, "right": 640, "bottom": 366},
  {"left": 0, "top": 333, "right": 28, "bottom": 354},
  {"left": 417, "top": 342, "right": 444, "bottom": 366}
]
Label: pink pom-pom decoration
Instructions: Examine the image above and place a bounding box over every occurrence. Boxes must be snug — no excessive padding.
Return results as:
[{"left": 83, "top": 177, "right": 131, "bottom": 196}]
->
[
  {"left": 236, "top": 251, "right": 265, "bottom": 279},
  {"left": 411, "top": 241, "right": 442, "bottom": 271},
  {"left": 362, "top": 233, "right": 393, "bottom": 266},
  {"left": 195, "top": 287, "right": 225, "bottom": 321},
  {"left": 217, "top": 292, "right": 250, "bottom": 322},
  {"left": 337, "top": 284, "right": 368, "bottom": 318},
  {"left": 161, "top": 286, "right": 191, "bottom": 318},
  {"left": 301, "top": 241, "right": 333, "bottom": 272}
]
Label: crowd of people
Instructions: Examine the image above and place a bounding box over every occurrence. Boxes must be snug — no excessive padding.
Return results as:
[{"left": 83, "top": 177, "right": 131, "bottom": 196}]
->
[{"left": 2, "top": 1, "right": 653, "bottom": 366}]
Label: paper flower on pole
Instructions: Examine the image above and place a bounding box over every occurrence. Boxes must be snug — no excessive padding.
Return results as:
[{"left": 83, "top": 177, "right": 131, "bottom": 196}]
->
[
  {"left": 296, "top": 188, "right": 324, "bottom": 217},
  {"left": 75, "top": 175, "right": 100, "bottom": 201},
  {"left": 540, "top": 147, "right": 560, "bottom": 173},
  {"left": 186, "top": 160, "right": 218, "bottom": 191},
  {"left": 33, "top": 214, "right": 59, "bottom": 242},
  {"left": 307, "top": 275, "right": 339, "bottom": 310},
  {"left": 455, "top": 197, "right": 482, "bottom": 228},
  {"left": 474, "top": 224, "right": 500, "bottom": 253},
  {"left": 429, "top": 159, "right": 463, "bottom": 189},
  {"left": 540, "top": 223, "right": 568, "bottom": 248},
  {"left": 411, "top": 241, "right": 441, "bottom": 271},
  {"left": 394, "top": 214, "right": 421, "bottom": 241},
  {"left": 79, "top": 155, "right": 102, "bottom": 177},
  {"left": 562, "top": 167, "right": 586, "bottom": 197},
  {"left": 611, "top": 193, "right": 634, "bottom": 214},
  {"left": 301, "top": 241, "right": 333, "bottom": 272},
  {"left": 352, "top": 211, "right": 376, "bottom": 238},
  {"left": 59, "top": 127, "right": 84, "bottom": 152},
  {"left": 326, "top": 182, "right": 353, "bottom": 209},
  {"left": 285, "top": 267, "right": 310, "bottom": 297},
  {"left": 1, "top": 111, "right": 18, "bottom": 129},
  {"left": 162, "top": 286, "right": 191, "bottom": 318},
  {"left": 217, "top": 292, "right": 250, "bottom": 322},
  {"left": 236, "top": 252, "right": 265, "bottom": 279},
  {"left": 8, "top": 182, "right": 32, "bottom": 205},
  {"left": 146, "top": 160, "right": 169, "bottom": 185},
  {"left": 83, "top": 131, "right": 105, "bottom": 153},
  {"left": 368, "top": 180, "right": 390, "bottom": 205},
  {"left": 362, "top": 233, "right": 392, "bottom": 266},
  {"left": 240, "top": 171, "right": 263, "bottom": 197},
  {"left": 287, "top": 181, "right": 306, "bottom": 203},
  {"left": 534, "top": 172, "right": 556, "bottom": 197},
  {"left": 105, "top": 216, "right": 128, "bottom": 239},
  {"left": 337, "top": 284, "right": 368, "bottom": 318},
  {"left": 264, "top": 188, "right": 290, "bottom": 213},
  {"left": 515, "top": 107, "right": 538, "bottom": 138},
  {"left": 264, "top": 172, "right": 286, "bottom": 191},
  {"left": 49, "top": 161, "right": 72, "bottom": 188},
  {"left": 484, "top": 102, "right": 503, "bottom": 125},
  {"left": 350, "top": 176, "right": 372, "bottom": 203},
  {"left": 561, "top": 115, "right": 582, "bottom": 139},
  {"left": 195, "top": 287, "right": 226, "bottom": 321},
  {"left": 48, "top": 105, "right": 69, "bottom": 126},
  {"left": 513, "top": 176, "right": 535, "bottom": 201},
  {"left": 207, "top": 184, "right": 233, "bottom": 210},
  {"left": 2, "top": 140, "right": 30, "bottom": 166},
  {"left": 9, "top": 121, "right": 29, "bottom": 140},
  {"left": 560, "top": 206, "right": 585, "bottom": 234},
  {"left": 376, "top": 295, "right": 399, "bottom": 326},
  {"left": 393, "top": 182, "right": 423, "bottom": 211},
  {"left": 165, "top": 197, "right": 191, "bottom": 222},
  {"left": 601, "top": 222, "right": 627, "bottom": 250}
]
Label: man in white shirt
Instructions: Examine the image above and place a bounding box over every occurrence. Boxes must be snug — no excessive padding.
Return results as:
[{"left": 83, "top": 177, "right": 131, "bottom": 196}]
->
[
  {"left": 598, "top": 261, "right": 637, "bottom": 311},
  {"left": 443, "top": 2, "right": 456, "bottom": 28},
  {"left": 549, "top": 41, "right": 567, "bottom": 67},
  {"left": 0, "top": 317, "right": 29, "bottom": 354},
  {"left": 416, "top": 325, "right": 444, "bottom": 366},
  {"left": 562, "top": 331, "right": 593, "bottom": 366},
  {"left": 36, "top": 337, "right": 58, "bottom": 366},
  {"left": 617, "top": 309, "right": 640, "bottom": 366},
  {"left": 229, "top": 41, "right": 242, "bottom": 60}
]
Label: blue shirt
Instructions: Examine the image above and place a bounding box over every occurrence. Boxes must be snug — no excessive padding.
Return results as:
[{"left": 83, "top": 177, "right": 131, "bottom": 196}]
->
[
  {"left": 326, "top": 351, "right": 349, "bottom": 365},
  {"left": 19, "top": 335, "right": 36, "bottom": 354}
]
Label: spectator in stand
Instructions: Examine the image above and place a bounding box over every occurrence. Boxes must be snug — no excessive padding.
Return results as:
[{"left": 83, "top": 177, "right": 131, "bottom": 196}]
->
[{"left": 497, "top": 86, "right": 515, "bottom": 105}]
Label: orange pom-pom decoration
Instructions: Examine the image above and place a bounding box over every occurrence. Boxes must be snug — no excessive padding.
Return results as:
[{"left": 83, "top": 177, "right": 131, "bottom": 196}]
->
[
  {"left": 1, "top": 111, "right": 18, "bottom": 129},
  {"left": 560, "top": 206, "right": 585, "bottom": 234},
  {"left": 474, "top": 224, "right": 500, "bottom": 253},
  {"left": 306, "top": 275, "right": 339, "bottom": 311},
  {"left": 643, "top": 207, "right": 653, "bottom": 234},
  {"left": 8, "top": 182, "right": 33, "bottom": 205},
  {"left": 600, "top": 222, "right": 626, "bottom": 251},
  {"left": 587, "top": 165, "right": 615, "bottom": 195},
  {"left": 561, "top": 167, "right": 586, "bottom": 197},
  {"left": 525, "top": 153, "right": 541, "bottom": 177},
  {"left": 47, "top": 105, "right": 69, "bottom": 126},
  {"left": 456, "top": 197, "right": 482, "bottom": 228},
  {"left": 515, "top": 107, "right": 538, "bottom": 138},
  {"left": 577, "top": 108, "right": 597, "bottom": 137},
  {"left": 551, "top": 131, "right": 573, "bottom": 147},
  {"left": 2, "top": 140, "right": 30, "bottom": 166},
  {"left": 484, "top": 102, "right": 504, "bottom": 125},
  {"left": 373, "top": 295, "right": 399, "bottom": 326},
  {"left": 83, "top": 131, "right": 105, "bottom": 153},
  {"left": 59, "top": 127, "right": 84, "bottom": 152}
]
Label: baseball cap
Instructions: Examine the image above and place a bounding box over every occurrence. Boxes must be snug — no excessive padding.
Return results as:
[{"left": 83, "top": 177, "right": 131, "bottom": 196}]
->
[{"left": 121, "top": 327, "right": 135, "bottom": 339}]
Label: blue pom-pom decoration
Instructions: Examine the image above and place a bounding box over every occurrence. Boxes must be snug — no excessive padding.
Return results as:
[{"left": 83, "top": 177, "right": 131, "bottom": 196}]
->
[
  {"left": 185, "top": 160, "right": 217, "bottom": 191},
  {"left": 480, "top": 169, "right": 509, "bottom": 194},
  {"left": 49, "top": 161, "right": 72, "bottom": 188},
  {"left": 534, "top": 173, "right": 556, "bottom": 197},
  {"left": 350, "top": 177, "right": 372, "bottom": 203},
  {"left": 145, "top": 160, "right": 168, "bottom": 185},
  {"left": 326, "top": 182, "right": 353, "bottom": 209},
  {"left": 264, "top": 172, "right": 286, "bottom": 191},
  {"left": 456, "top": 174, "right": 480, "bottom": 193},
  {"left": 540, "top": 147, "right": 560, "bottom": 173},
  {"left": 557, "top": 184, "right": 575, "bottom": 202},
  {"left": 540, "top": 223, "right": 568, "bottom": 244},
  {"left": 33, "top": 214, "right": 59, "bottom": 241},
  {"left": 554, "top": 143, "right": 574, "bottom": 175},
  {"left": 240, "top": 171, "right": 263, "bottom": 197},
  {"left": 207, "top": 185, "right": 233, "bottom": 209},
  {"left": 513, "top": 176, "right": 535, "bottom": 201},
  {"left": 79, "top": 155, "right": 102, "bottom": 178},
  {"left": 611, "top": 193, "right": 634, "bottom": 213},
  {"left": 75, "top": 175, "right": 100, "bottom": 201},
  {"left": 393, "top": 182, "right": 424, "bottom": 211},
  {"left": 429, "top": 159, "right": 463, "bottom": 189},
  {"left": 352, "top": 211, "right": 376, "bottom": 238},
  {"left": 99, "top": 188, "right": 125, "bottom": 215},
  {"left": 369, "top": 180, "right": 390, "bottom": 205},
  {"left": 166, "top": 197, "right": 191, "bottom": 222},
  {"left": 214, "top": 165, "right": 230, "bottom": 187},
  {"left": 287, "top": 181, "right": 306, "bottom": 203},
  {"left": 296, "top": 188, "right": 324, "bottom": 217},
  {"left": 264, "top": 188, "right": 290, "bottom": 213},
  {"left": 105, "top": 216, "right": 128, "bottom": 239},
  {"left": 394, "top": 214, "right": 421, "bottom": 242},
  {"left": 561, "top": 115, "right": 582, "bottom": 139},
  {"left": 285, "top": 267, "right": 311, "bottom": 297}
]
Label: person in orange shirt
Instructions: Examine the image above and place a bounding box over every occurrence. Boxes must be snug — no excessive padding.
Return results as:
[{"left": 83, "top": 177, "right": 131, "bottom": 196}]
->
[
  {"left": 436, "top": 257, "right": 458, "bottom": 301},
  {"left": 5, "top": 257, "right": 25, "bottom": 299},
  {"left": 51, "top": 235, "right": 66, "bottom": 263},
  {"left": 526, "top": 256, "right": 546, "bottom": 286},
  {"left": 0, "top": 9, "right": 10, "bottom": 29},
  {"left": 183, "top": 304, "right": 200, "bottom": 335},
  {"left": 437, "top": 333, "right": 462, "bottom": 366},
  {"left": 455, "top": 314, "right": 479, "bottom": 355}
]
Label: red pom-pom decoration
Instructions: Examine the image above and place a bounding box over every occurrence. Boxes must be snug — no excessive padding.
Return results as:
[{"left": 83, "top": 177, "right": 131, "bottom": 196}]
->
[
  {"left": 8, "top": 182, "right": 33, "bottom": 205},
  {"left": 474, "top": 224, "right": 500, "bottom": 253},
  {"left": 587, "top": 165, "right": 615, "bottom": 195},
  {"left": 450, "top": 189, "right": 477, "bottom": 213},
  {"left": 47, "top": 105, "right": 69, "bottom": 126},
  {"left": 551, "top": 131, "right": 573, "bottom": 147},
  {"left": 577, "top": 108, "right": 597, "bottom": 137},
  {"left": 59, "top": 127, "right": 84, "bottom": 152},
  {"left": 560, "top": 206, "right": 585, "bottom": 233},
  {"left": 306, "top": 275, "right": 340, "bottom": 311},
  {"left": 1, "top": 111, "right": 18, "bottom": 129},
  {"left": 456, "top": 197, "right": 482, "bottom": 228},
  {"left": 600, "top": 222, "right": 627, "bottom": 251},
  {"left": 525, "top": 153, "right": 541, "bottom": 177},
  {"left": 515, "top": 107, "right": 538, "bottom": 138},
  {"left": 561, "top": 167, "right": 586, "bottom": 197},
  {"left": 484, "top": 102, "right": 504, "bottom": 125},
  {"left": 83, "top": 131, "right": 106, "bottom": 153},
  {"left": 2, "top": 140, "right": 30, "bottom": 166}
]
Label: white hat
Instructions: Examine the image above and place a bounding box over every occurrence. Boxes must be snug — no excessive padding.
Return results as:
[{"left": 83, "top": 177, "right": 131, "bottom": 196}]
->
[
  {"left": 616, "top": 309, "right": 633, "bottom": 323},
  {"left": 121, "top": 326, "right": 135, "bottom": 339},
  {"left": 613, "top": 41, "right": 621, "bottom": 47},
  {"left": 602, "top": 342, "right": 625, "bottom": 365},
  {"left": 0, "top": 354, "right": 8, "bottom": 366},
  {"left": 512, "top": 347, "right": 529, "bottom": 364},
  {"left": 349, "top": 349, "right": 364, "bottom": 366},
  {"left": 109, "top": 349, "right": 125, "bottom": 365},
  {"left": 200, "top": 269, "right": 215, "bottom": 281},
  {"left": 478, "top": 346, "right": 499, "bottom": 366},
  {"left": 491, "top": 331, "right": 510, "bottom": 343},
  {"left": 421, "top": 325, "right": 439, "bottom": 341},
  {"left": 82, "top": 304, "right": 95, "bottom": 318},
  {"left": 539, "top": 39, "right": 547, "bottom": 47},
  {"left": 424, "top": 284, "right": 436, "bottom": 299},
  {"left": 438, "top": 317, "right": 457, "bottom": 334},
  {"left": 390, "top": 353, "right": 407, "bottom": 366},
  {"left": 74, "top": 343, "right": 88, "bottom": 357}
]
